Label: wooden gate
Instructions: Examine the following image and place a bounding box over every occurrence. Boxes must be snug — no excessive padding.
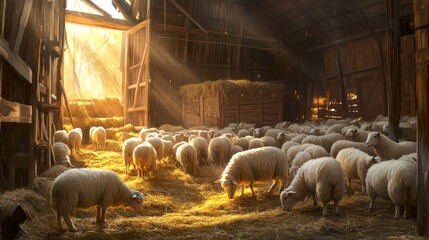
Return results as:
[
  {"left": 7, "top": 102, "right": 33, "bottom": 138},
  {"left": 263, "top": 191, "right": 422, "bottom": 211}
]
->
[{"left": 123, "top": 19, "right": 150, "bottom": 127}]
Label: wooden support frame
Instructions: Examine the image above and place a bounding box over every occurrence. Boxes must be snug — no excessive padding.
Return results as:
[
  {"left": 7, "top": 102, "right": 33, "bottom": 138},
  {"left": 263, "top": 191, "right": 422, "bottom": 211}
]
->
[
  {"left": 169, "top": 0, "right": 208, "bottom": 35},
  {"left": 65, "top": 10, "right": 130, "bottom": 30},
  {"left": 335, "top": 47, "right": 347, "bottom": 118},
  {"left": 12, "top": 0, "right": 33, "bottom": 54},
  {"left": 81, "top": 0, "right": 111, "bottom": 17},
  {"left": 386, "top": 0, "right": 401, "bottom": 142},
  {"left": 112, "top": 0, "right": 137, "bottom": 26},
  {"left": 0, "top": 37, "right": 32, "bottom": 83},
  {"left": 0, "top": 97, "right": 32, "bottom": 123}
]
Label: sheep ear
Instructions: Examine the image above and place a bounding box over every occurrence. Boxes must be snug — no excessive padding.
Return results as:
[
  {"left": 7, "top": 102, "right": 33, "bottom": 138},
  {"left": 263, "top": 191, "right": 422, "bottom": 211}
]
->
[{"left": 132, "top": 194, "right": 137, "bottom": 199}]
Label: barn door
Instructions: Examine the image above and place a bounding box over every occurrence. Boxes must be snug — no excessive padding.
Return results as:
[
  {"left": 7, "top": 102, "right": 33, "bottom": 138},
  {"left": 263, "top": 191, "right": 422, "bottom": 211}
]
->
[{"left": 124, "top": 20, "right": 150, "bottom": 127}]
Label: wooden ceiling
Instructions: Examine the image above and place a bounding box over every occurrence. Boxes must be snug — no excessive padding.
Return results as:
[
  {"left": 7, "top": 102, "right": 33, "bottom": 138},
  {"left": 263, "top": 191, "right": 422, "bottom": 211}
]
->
[{"left": 252, "top": 0, "right": 414, "bottom": 54}]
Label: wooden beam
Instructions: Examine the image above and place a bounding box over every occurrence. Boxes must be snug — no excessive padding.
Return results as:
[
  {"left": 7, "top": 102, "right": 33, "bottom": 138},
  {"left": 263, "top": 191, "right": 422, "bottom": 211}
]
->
[
  {"left": 386, "top": 0, "right": 401, "bottom": 142},
  {"left": 169, "top": 0, "right": 208, "bottom": 35},
  {"left": 65, "top": 10, "right": 130, "bottom": 30},
  {"left": 112, "top": 0, "right": 137, "bottom": 26},
  {"left": 12, "top": 0, "right": 33, "bottom": 54},
  {"left": 0, "top": 97, "right": 32, "bottom": 123},
  {"left": 80, "top": 0, "right": 111, "bottom": 17},
  {"left": 133, "top": 43, "right": 148, "bottom": 108},
  {"left": 131, "top": 0, "right": 141, "bottom": 18},
  {"left": 335, "top": 48, "right": 347, "bottom": 119},
  {"left": 59, "top": 80, "right": 74, "bottom": 128},
  {"left": 0, "top": 37, "right": 32, "bottom": 83}
]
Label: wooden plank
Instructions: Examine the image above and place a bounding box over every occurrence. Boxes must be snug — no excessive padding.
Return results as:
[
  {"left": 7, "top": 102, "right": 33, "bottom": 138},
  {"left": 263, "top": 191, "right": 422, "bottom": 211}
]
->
[
  {"left": 127, "top": 82, "right": 146, "bottom": 89},
  {"left": 132, "top": 0, "right": 141, "bottom": 18},
  {"left": 12, "top": 0, "right": 33, "bottom": 54},
  {"left": 199, "top": 95, "right": 204, "bottom": 126},
  {"left": 0, "top": 97, "right": 32, "bottom": 123},
  {"left": 112, "top": 0, "right": 137, "bottom": 26},
  {"left": 81, "top": 0, "right": 111, "bottom": 17},
  {"left": 65, "top": 10, "right": 130, "bottom": 30},
  {"left": 169, "top": 0, "right": 208, "bottom": 35},
  {"left": 59, "top": 80, "right": 74, "bottom": 128},
  {"left": 128, "top": 106, "right": 147, "bottom": 112},
  {"left": 335, "top": 48, "right": 347, "bottom": 118},
  {"left": 0, "top": 37, "right": 32, "bottom": 83},
  {"left": 133, "top": 43, "right": 148, "bottom": 108}
]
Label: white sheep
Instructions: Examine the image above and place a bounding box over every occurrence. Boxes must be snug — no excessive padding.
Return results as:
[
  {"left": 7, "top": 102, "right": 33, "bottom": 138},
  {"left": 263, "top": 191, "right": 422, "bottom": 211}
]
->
[
  {"left": 133, "top": 142, "right": 158, "bottom": 179},
  {"left": 208, "top": 136, "right": 232, "bottom": 168},
  {"left": 162, "top": 139, "right": 174, "bottom": 161},
  {"left": 365, "top": 159, "right": 417, "bottom": 218},
  {"left": 260, "top": 136, "right": 278, "bottom": 147},
  {"left": 277, "top": 132, "right": 299, "bottom": 147},
  {"left": 51, "top": 168, "right": 145, "bottom": 231},
  {"left": 68, "top": 128, "right": 82, "bottom": 156},
  {"left": 290, "top": 134, "right": 307, "bottom": 144},
  {"left": 330, "top": 140, "right": 375, "bottom": 158},
  {"left": 303, "top": 145, "right": 330, "bottom": 159},
  {"left": 189, "top": 136, "right": 209, "bottom": 165},
  {"left": 336, "top": 148, "right": 380, "bottom": 192},
  {"left": 228, "top": 145, "right": 244, "bottom": 160},
  {"left": 302, "top": 133, "right": 343, "bottom": 152},
  {"left": 54, "top": 130, "right": 68, "bottom": 144},
  {"left": 264, "top": 128, "right": 284, "bottom": 139},
  {"left": 237, "top": 129, "right": 252, "bottom": 138},
  {"left": 161, "top": 134, "right": 176, "bottom": 145},
  {"left": 172, "top": 141, "right": 187, "bottom": 162},
  {"left": 146, "top": 137, "right": 165, "bottom": 161},
  {"left": 236, "top": 137, "right": 250, "bottom": 150},
  {"left": 289, "top": 152, "right": 312, "bottom": 177},
  {"left": 123, "top": 137, "right": 142, "bottom": 174},
  {"left": 326, "top": 123, "right": 350, "bottom": 134},
  {"left": 397, "top": 152, "right": 417, "bottom": 164},
  {"left": 286, "top": 143, "right": 315, "bottom": 162},
  {"left": 280, "top": 157, "right": 345, "bottom": 217},
  {"left": 52, "top": 142, "right": 74, "bottom": 167},
  {"left": 93, "top": 126, "right": 107, "bottom": 151},
  {"left": 344, "top": 128, "right": 369, "bottom": 142},
  {"left": 176, "top": 143, "right": 198, "bottom": 175},
  {"left": 216, "top": 147, "right": 289, "bottom": 199},
  {"left": 365, "top": 131, "right": 416, "bottom": 160},
  {"left": 248, "top": 138, "right": 264, "bottom": 149},
  {"left": 89, "top": 126, "right": 97, "bottom": 143},
  {"left": 280, "top": 141, "right": 299, "bottom": 158}
]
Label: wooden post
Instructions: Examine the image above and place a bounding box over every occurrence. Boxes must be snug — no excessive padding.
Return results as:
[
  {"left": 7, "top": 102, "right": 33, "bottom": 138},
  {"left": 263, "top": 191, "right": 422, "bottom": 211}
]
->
[
  {"left": 335, "top": 47, "right": 347, "bottom": 119},
  {"left": 414, "top": 0, "right": 429, "bottom": 235},
  {"left": 386, "top": 0, "right": 401, "bottom": 142},
  {"left": 376, "top": 37, "right": 388, "bottom": 116}
]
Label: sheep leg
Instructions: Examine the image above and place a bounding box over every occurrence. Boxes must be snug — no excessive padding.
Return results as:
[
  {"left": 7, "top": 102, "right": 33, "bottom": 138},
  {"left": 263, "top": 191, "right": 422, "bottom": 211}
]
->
[
  {"left": 322, "top": 202, "right": 328, "bottom": 217},
  {"left": 100, "top": 207, "right": 107, "bottom": 223},
  {"left": 334, "top": 200, "right": 340, "bottom": 215},
  {"left": 268, "top": 180, "right": 279, "bottom": 194},
  {"left": 96, "top": 206, "right": 102, "bottom": 223},
  {"left": 278, "top": 180, "right": 286, "bottom": 195},
  {"left": 63, "top": 214, "right": 77, "bottom": 232},
  {"left": 56, "top": 210, "right": 64, "bottom": 231},
  {"left": 394, "top": 204, "right": 401, "bottom": 219},
  {"left": 250, "top": 183, "right": 256, "bottom": 198},
  {"left": 368, "top": 197, "right": 375, "bottom": 212},
  {"left": 313, "top": 195, "right": 319, "bottom": 208},
  {"left": 404, "top": 203, "right": 410, "bottom": 218},
  {"left": 361, "top": 182, "right": 366, "bottom": 193},
  {"left": 125, "top": 164, "right": 129, "bottom": 174}
]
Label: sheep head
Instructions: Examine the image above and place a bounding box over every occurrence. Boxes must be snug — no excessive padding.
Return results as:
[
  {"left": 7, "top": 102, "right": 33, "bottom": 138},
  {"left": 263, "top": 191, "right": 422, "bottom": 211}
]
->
[
  {"left": 280, "top": 189, "right": 300, "bottom": 211},
  {"left": 216, "top": 179, "right": 237, "bottom": 199},
  {"left": 365, "top": 132, "right": 381, "bottom": 147},
  {"left": 126, "top": 191, "right": 146, "bottom": 213}
]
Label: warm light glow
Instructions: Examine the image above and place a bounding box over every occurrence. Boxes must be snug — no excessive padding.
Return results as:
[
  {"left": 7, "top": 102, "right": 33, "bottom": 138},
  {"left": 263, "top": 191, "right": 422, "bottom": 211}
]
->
[{"left": 66, "top": 0, "right": 125, "bottom": 20}]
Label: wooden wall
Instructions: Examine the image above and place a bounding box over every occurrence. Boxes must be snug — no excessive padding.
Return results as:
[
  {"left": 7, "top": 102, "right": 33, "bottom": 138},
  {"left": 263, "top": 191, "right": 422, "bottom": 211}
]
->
[{"left": 0, "top": 0, "right": 65, "bottom": 190}]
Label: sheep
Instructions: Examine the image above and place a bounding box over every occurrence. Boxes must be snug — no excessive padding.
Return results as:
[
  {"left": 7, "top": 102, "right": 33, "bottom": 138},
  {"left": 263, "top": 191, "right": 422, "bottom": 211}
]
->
[
  {"left": 301, "top": 135, "right": 322, "bottom": 146},
  {"left": 216, "top": 147, "right": 289, "bottom": 199},
  {"left": 176, "top": 143, "right": 198, "bottom": 175},
  {"left": 281, "top": 141, "right": 299, "bottom": 158},
  {"left": 260, "top": 136, "right": 278, "bottom": 147},
  {"left": 139, "top": 127, "right": 159, "bottom": 140},
  {"left": 277, "top": 132, "right": 298, "bottom": 147},
  {"left": 162, "top": 139, "right": 174, "bottom": 161},
  {"left": 280, "top": 157, "right": 345, "bottom": 217},
  {"left": 264, "top": 129, "right": 284, "bottom": 139},
  {"left": 52, "top": 142, "right": 74, "bottom": 167},
  {"left": 92, "top": 126, "right": 107, "bottom": 151},
  {"left": 365, "top": 131, "right": 417, "bottom": 160},
  {"left": 161, "top": 134, "right": 176, "bottom": 145},
  {"left": 68, "top": 128, "right": 82, "bottom": 156},
  {"left": 237, "top": 129, "right": 252, "bottom": 138},
  {"left": 236, "top": 137, "right": 250, "bottom": 150},
  {"left": 365, "top": 160, "right": 417, "bottom": 218},
  {"left": 290, "top": 134, "right": 307, "bottom": 144},
  {"left": 123, "top": 137, "right": 142, "bottom": 174},
  {"left": 326, "top": 123, "right": 350, "bottom": 134},
  {"left": 51, "top": 168, "right": 145, "bottom": 231},
  {"left": 336, "top": 148, "right": 380, "bottom": 192},
  {"left": 228, "top": 145, "right": 244, "bottom": 160},
  {"left": 208, "top": 136, "right": 232, "bottom": 168},
  {"left": 303, "top": 145, "right": 330, "bottom": 159},
  {"left": 343, "top": 128, "right": 369, "bottom": 142},
  {"left": 146, "top": 137, "right": 165, "bottom": 161},
  {"left": 286, "top": 143, "right": 315, "bottom": 163},
  {"left": 89, "top": 126, "right": 97, "bottom": 143},
  {"left": 172, "top": 141, "right": 187, "bottom": 162},
  {"left": 302, "top": 133, "right": 344, "bottom": 152},
  {"left": 54, "top": 130, "right": 68, "bottom": 144},
  {"left": 397, "top": 152, "right": 418, "bottom": 164},
  {"left": 248, "top": 138, "right": 264, "bottom": 149},
  {"left": 330, "top": 140, "right": 375, "bottom": 158},
  {"left": 189, "top": 136, "right": 209, "bottom": 165},
  {"left": 289, "top": 152, "right": 312, "bottom": 177},
  {"left": 133, "top": 142, "right": 158, "bottom": 179}
]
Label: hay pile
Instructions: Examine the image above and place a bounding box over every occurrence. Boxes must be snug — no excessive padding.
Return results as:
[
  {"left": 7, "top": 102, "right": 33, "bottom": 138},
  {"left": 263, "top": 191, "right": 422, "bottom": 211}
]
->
[{"left": 179, "top": 79, "right": 285, "bottom": 100}]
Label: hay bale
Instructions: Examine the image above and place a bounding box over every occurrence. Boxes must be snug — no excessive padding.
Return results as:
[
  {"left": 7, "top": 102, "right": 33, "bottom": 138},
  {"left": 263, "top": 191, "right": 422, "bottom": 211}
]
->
[
  {"left": 31, "top": 177, "right": 53, "bottom": 201},
  {"left": 40, "top": 165, "right": 70, "bottom": 179},
  {"left": 67, "top": 97, "right": 123, "bottom": 118},
  {"left": 0, "top": 189, "right": 49, "bottom": 219}
]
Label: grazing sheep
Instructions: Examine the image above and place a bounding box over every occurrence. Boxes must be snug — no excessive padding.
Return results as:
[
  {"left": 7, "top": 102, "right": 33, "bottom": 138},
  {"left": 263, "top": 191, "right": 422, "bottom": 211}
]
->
[
  {"left": 208, "top": 136, "right": 232, "bottom": 168},
  {"left": 302, "top": 133, "right": 344, "bottom": 152},
  {"left": 286, "top": 143, "right": 315, "bottom": 162},
  {"left": 68, "top": 128, "right": 82, "bottom": 156},
  {"left": 51, "top": 168, "right": 145, "bottom": 231},
  {"left": 172, "top": 141, "right": 187, "bottom": 162},
  {"left": 52, "top": 142, "right": 74, "bottom": 167},
  {"left": 248, "top": 138, "right": 264, "bottom": 149},
  {"left": 162, "top": 139, "right": 174, "bottom": 161},
  {"left": 260, "top": 136, "right": 278, "bottom": 147},
  {"left": 366, "top": 160, "right": 417, "bottom": 218},
  {"left": 336, "top": 148, "right": 380, "bottom": 192},
  {"left": 54, "top": 130, "right": 68, "bottom": 144},
  {"left": 281, "top": 141, "right": 299, "bottom": 158},
  {"left": 228, "top": 145, "right": 244, "bottom": 160},
  {"left": 189, "top": 136, "right": 209, "bottom": 165},
  {"left": 330, "top": 140, "right": 375, "bottom": 158},
  {"left": 344, "top": 128, "right": 369, "bottom": 142},
  {"left": 280, "top": 157, "right": 345, "bottom": 217},
  {"left": 216, "top": 147, "right": 289, "bottom": 199},
  {"left": 89, "top": 126, "right": 97, "bottom": 143},
  {"left": 123, "top": 137, "right": 142, "bottom": 174},
  {"left": 176, "top": 143, "right": 198, "bottom": 175},
  {"left": 365, "top": 132, "right": 417, "bottom": 160},
  {"left": 146, "top": 137, "right": 165, "bottom": 161},
  {"left": 133, "top": 142, "right": 158, "bottom": 179},
  {"left": 289, "top": 152, "right": 312, "bottom": 177},
  {"left": 236, "top": 137, "right": 250, "bottom": 151},
  {"left": 93, "top": 126, "right": 107, "bottom": 151}
]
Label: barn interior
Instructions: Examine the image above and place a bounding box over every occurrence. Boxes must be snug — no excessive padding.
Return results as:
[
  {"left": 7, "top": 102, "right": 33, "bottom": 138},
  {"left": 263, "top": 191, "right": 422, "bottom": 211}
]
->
[{"left": 0, "top": 0, "right": 428, "bottom": 239}]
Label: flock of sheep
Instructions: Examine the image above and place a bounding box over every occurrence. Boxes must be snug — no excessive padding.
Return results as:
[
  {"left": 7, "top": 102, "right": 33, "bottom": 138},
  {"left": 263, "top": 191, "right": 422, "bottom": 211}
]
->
[{"left": 49, "top": 114, "right": 418, "bottom": 231}]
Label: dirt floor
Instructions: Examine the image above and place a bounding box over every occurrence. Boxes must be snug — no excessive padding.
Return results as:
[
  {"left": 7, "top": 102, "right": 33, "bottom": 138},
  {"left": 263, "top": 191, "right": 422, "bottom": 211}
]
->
[{"left": 12, "top": 141, "right": 424, "bottom": 240}]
